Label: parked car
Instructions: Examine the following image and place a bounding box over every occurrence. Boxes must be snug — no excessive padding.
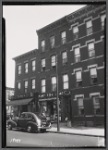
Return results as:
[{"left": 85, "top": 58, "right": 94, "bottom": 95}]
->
[{"left": 7, "top": 112, "right": 51, "bottom": 133}]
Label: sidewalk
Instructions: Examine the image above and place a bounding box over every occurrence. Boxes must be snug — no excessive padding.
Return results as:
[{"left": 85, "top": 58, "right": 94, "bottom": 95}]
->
[{"left": 48, "top": 123, "right": 105, "bottom": 137}]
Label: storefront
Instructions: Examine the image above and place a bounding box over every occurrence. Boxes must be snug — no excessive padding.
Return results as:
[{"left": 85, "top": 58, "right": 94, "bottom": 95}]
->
[
  {"left": 39, "top": 98, "right": 58, "bottom": 121},
  {"left": 6, "top": 98, "right": 34, "bottom": 116}
]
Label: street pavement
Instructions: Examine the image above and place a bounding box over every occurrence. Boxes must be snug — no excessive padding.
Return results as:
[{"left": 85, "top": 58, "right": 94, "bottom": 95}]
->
[{"left": 6, "top": 129, "right": 105, "bottom": 147}]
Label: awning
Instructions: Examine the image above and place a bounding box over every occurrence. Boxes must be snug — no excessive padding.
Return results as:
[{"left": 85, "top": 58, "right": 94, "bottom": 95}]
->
[
  {"left": 39, "top": 97, "right": 56, "bottom": 102},
  {"left": 6, "top": 98, "right": 33, "bottom": 106}
]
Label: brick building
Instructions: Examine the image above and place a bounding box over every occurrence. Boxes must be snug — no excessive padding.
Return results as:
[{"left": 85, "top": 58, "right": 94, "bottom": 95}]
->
[
  {"left": 10, "top": 4, "right": 106, "bottom": 126},
  {"left": 8, "top": 49, "right": 39, "bottom": 116}
]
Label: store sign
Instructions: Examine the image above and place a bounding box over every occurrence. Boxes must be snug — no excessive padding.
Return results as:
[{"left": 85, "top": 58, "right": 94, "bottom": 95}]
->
[{"left": 39, "top": 92, "right": 57, "bottom": 99}]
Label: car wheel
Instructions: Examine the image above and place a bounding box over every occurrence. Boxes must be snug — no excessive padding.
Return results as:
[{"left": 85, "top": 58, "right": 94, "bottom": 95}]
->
[
  {"left": 8, "top": 124, "right": 12, "bottom": 130},
  {"left": 26, "top": 125, "right": 32, "bottom": 133}
]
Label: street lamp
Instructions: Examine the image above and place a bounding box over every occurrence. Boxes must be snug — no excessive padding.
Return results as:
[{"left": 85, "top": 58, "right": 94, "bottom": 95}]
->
[{"left": 56, "top": 55, "right": 60, "bottom": 132}]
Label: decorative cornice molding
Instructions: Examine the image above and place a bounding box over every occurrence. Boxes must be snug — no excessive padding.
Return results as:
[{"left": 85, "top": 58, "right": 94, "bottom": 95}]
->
[
  {"left": 37, "top": 17, "right": 67, "bottom": 35},
  {"left": 66, "top": 5, "right": 106, "bottom": 23},
  {"left": 13, "top": 49, "right": 38, "bottom": 61}
]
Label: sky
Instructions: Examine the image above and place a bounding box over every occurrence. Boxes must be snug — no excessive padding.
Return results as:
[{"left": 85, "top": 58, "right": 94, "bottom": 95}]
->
[{"left": 3, "top": 4, "right": 86, "bottom": 88}]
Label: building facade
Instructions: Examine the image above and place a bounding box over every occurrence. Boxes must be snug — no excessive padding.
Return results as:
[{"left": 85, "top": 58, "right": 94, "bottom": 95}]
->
[
  {"left": 11, "top": 4, "right": 106, "bottom": 126},
  {"left": 9, "top": 49, "right": 39, "bottom": 116},
  {"left": 6, "top": 87, "right": 14, "bottom": 117}
]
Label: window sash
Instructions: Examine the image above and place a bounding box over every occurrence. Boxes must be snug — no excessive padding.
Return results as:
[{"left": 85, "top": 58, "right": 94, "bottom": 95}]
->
[
  {"left": 52, "top": 84, "right": 57, "bottom": 91},
  {"left": 63, "top": 82, "right": 69, "bottom": 89},
  {"left": 32, "top": 60, "right": 36, "bottom": 71},
  {"left": 74, "top": 47, "right": 80, "bottom": 55},
  {"left": 75, "top": 71, "right": 82, "bottom": 81},
  {"left": 88, "top": 49, "right": 95, "bottom": 57},
  {"left": 92, "top": 96, "right": 100, "bottom": 109},
  {"left": 73, "top": 26, "right": 79, "bottom": 33},
  {"left": 41, "top": 79, "right": 45, "bottom": 86},
  {"left": 63, "top": 74, "right": 69, "bottom": 89},
  {"left": 77, "top": 98, "right": 84, "bottom": 107},
  {"left": 63, "top": 74, "right": 68, "bottom": 82},
  {"left": 51, "top": 77, "right": 56, "bottom": 84},
  {"left": 61, "top": 31, "right": 66, "bottom": 38},
  {"left": 25, "top": 63, "right": 28, "bottom": 73},
  {"left": 87, "top": 27, "right": 93, "bottom": 34},
  {"left": 50, "top": 36, "right": 55, "bottom": 48},
  {"left": 86, "top": 20, "right": 92, "bottom": 28},
  {"left": 90, "top": 67, "right": 97, "bottom": 77},
  {"left": 62, "top": 52, "right": 67, "bottom": 59},
  {"left": 62, "top": 52, "right": 67, "bottom": 64},
  {"left": 41, "top": 79, "right": 46, "bottom": 93},
  {"left": 18, "top": 65, "right": 21, "bottom": 74},
  {"left": 41, "top": 40, "right": 45, "bottom": 47},
  {"left": 51, "top": 76, "right": 56, "bottom": 91},
  {"left": 18, "top": 82, "right": 21, "bottom": 89},
  {"left": 61, "top": 31, "right": 66, "bottom": 44},
  {"left": 51, "top": 56, "right": 56, "bottom": 66},
  {"left": 41, "top": 59, "right": 46, "bottom": 67},
  {"left": 88, "top": 43, "right": 94, "bottom": 50},
  {"left": 32, "top": 79, "right": 35, "bottom": 89},
  {"left": 41, "top": 86, "right": 46, "bottom": 93},
  {"left": 25, "top": 81, "right": 28, "bottom": 88}
]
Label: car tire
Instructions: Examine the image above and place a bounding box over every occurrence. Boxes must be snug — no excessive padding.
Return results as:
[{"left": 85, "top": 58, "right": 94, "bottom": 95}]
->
[
  {"left": 26, "top": 125, "right": 32, "bottom": 133},
  {"left": 8, "top": 124, "right": 12, "bottom": 130}
]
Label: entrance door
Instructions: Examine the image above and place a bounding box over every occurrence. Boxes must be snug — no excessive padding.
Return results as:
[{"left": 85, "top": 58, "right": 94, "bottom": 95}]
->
[{"left": 61, "top": 96, "right": 71, "bottom": 121}]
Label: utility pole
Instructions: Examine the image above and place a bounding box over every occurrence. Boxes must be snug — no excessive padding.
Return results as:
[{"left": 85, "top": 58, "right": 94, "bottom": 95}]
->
[{"left": 56, "top": 55, "right": 60, "bottom": 132}]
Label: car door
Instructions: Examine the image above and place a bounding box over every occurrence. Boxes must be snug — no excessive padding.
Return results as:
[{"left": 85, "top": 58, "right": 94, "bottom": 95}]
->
[{"left": 18, "top": 114, "right": 26, "bottom": 128}]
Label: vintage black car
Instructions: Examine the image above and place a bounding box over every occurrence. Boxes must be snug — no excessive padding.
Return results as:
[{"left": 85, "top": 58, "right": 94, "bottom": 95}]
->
[{"left": 7, "top": 112, "right": 51, "bottom": 133}]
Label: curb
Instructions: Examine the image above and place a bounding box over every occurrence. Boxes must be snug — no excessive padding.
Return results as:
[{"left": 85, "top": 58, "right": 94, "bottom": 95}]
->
[{"left": 48, "top": 130, "right": 104, "bottom": 138}]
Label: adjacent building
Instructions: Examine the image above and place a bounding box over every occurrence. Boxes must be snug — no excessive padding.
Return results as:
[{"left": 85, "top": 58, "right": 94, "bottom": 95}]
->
[
  {"left": 9, "top": 4, "right": 106, "bottom": 126},
  {"left": 6, "top": 87, "right": 14, "bottom": 117}
]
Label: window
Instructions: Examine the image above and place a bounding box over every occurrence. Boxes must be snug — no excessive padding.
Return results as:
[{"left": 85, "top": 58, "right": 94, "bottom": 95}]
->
[
  {"left": 62, "top": 51, "right": 67, "bottom": 65},
  {"left": 18, "top": 65, "right": 21, "bottom": 75},
  {"left": 41, "top": 58, "right": 46, "bottom": 71},
  {"left": 41, "top": 40, "right": 45, "bottom": 52},
  {"left": 18, "top": 82, "right": 21, "bottom": 89},
  {"left": 61, "top": 31, "right": 66, "bottom": 45},
  {"left": 32, "top": 79, "right": 35, "bottom": 89},
  {"left": 63, "top": 74, "right": 69, "bottom": 89},
  {"left": 41, "top": 79, "right": 46, "bottom": 93},
  {"left": 74, "top": 47, "right": 80, "bottom": 63},
  {"left": 77, "top": 97, "right": 84, "bottom": 115},
  {"left": 25, "top": 62, "right": 28, "bottom": 73},
  {"left": 73, "top": 25, "right": 79, "bottom": 39},
  {"left": 51, "top": 77, "right": 57, "bottom": 92},
  {"left": 86, "top": 20, "right": 93, "bottom": 35},
  {"left": 90, "top": 67, "right": 97, "bottom": 84},
  {"left": 24, "top": 81, "right": 28, "bottom": 93},
  {"left": 101, "top": 14, "right": 106, "bottom": 30},
  {"left": 75, "top": 70, "right": 82, "bottom": 87},
  {"left": 32, "top": 60, "right": 36, "bottom": 71},
  {"left": 51, "top": 55, "right": 56, "bottom": 68},
  {"left": 50, "top": 36, "right": 55, "bottom": 48},
  {"left": 92, "top": 95, "right": 100, "bottom": 115},
  {"left": 88, "top": 42, "right": 95, "bottom": 58}
]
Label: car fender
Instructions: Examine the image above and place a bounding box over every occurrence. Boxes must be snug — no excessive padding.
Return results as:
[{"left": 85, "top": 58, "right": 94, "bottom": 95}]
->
[{"left": 7, "top": 120, "right": 17, "bottom": 127}]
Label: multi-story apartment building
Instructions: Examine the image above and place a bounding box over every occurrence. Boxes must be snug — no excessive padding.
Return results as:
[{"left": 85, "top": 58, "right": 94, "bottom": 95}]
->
[
  {"left": 10, "top": 4, "right": 106, "bottom": 126},
  {"left": 9, "top": 49, "right": 39, "bottom": 116}
]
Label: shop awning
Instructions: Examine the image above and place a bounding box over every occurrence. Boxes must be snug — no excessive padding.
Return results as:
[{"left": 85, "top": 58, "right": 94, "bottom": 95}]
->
[
  {"left": 6, "top": 98, "right": 33, "bottom": 106},
  {"left": 39, "top": 97, "right": 56, "bottom": 101}
]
